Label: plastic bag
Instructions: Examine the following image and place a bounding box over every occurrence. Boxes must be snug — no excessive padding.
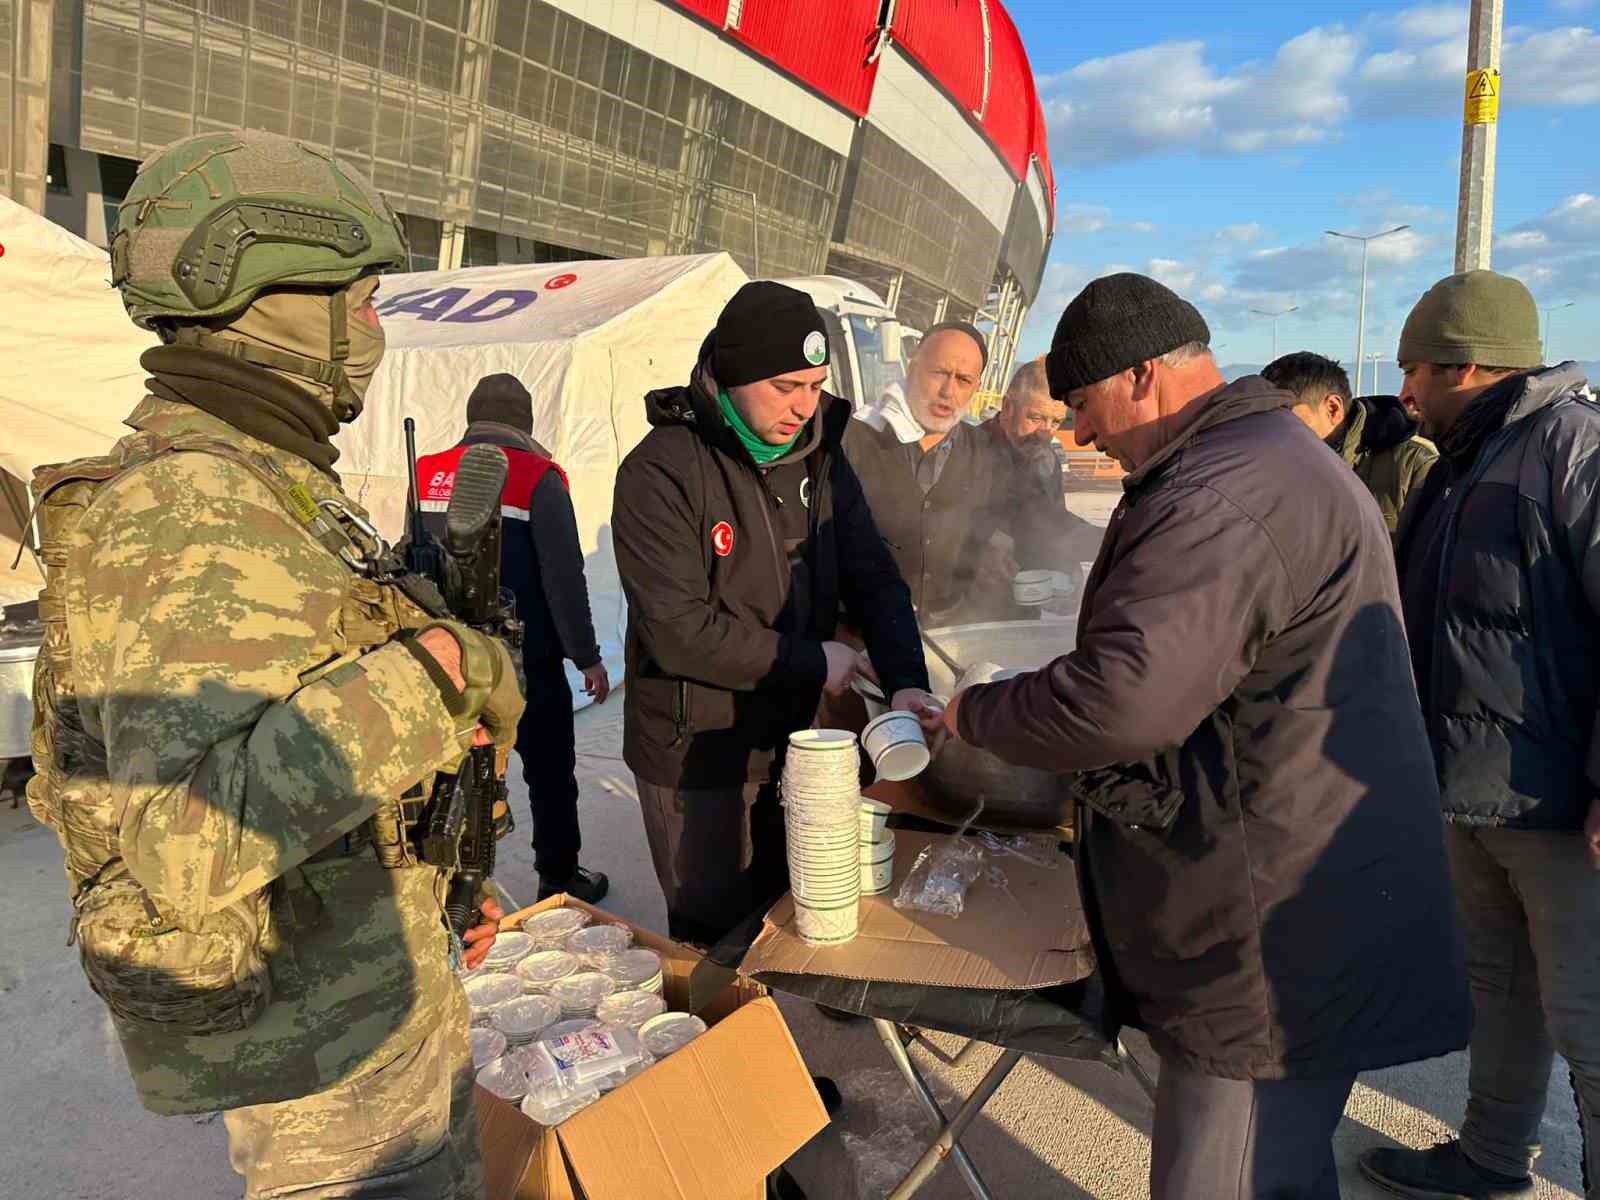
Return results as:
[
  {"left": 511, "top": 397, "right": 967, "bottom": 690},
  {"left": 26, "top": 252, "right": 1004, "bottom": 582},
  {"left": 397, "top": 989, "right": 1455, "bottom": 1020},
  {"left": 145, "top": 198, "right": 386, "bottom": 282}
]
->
[
  {"left": 524, "top": 1023, "right": 647, "bottom": 1098},
  {"left": 892, "top": 798, "right": 987, "bottom": 918}
]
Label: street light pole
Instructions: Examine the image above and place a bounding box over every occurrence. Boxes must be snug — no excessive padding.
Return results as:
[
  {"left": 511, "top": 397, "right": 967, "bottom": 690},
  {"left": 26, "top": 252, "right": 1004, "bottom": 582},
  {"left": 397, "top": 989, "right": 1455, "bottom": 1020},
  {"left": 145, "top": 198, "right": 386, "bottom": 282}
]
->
[
  {"left": 1326, "top": 226, "right": 1411, "bottom": 395},
  {"left": 1249, "top": 305, "right": 1299, "bottom": 362},
  {"left": 1365, "top": 352, "right": 1384, "bottom": 395},
  {"left": 1541, "top": 301, "right": 1574, "bottom": 363},
  {"left": 1455, "top": 0, "right": 1504, "bottom": 272}
]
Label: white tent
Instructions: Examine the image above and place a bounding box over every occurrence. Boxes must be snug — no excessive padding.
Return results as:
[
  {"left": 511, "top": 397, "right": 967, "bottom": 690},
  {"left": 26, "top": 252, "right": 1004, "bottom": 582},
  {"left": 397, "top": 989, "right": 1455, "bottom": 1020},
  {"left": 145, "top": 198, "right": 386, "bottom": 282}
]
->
[
  {"left": 0, "top": 197, "right": 158, "bottom": 605},
  {"left": 1, "top": 217, "right": 747, "bottom": 706},
  {"left": 338, "top": 252, "right": 749, "bottom": 701}
]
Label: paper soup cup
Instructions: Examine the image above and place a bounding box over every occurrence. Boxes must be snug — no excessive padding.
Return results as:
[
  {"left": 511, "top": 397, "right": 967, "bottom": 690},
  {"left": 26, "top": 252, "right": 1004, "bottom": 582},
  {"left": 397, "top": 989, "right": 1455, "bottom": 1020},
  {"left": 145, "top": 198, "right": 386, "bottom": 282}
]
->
[
  {"left": 1012, "top": 569, "right": 1056, "bottom": 605},
  {"left": 861, "top": 710, "right": 929, "bottom": 782},
  {"left": 861, "top": 858, "right": 893, "bottom": 895},
  {"left": 859, "top": 799, "right": 892, "bottom": 841},
  {"left": 788, "top": 729, "right": 858, "bottom": 754}
]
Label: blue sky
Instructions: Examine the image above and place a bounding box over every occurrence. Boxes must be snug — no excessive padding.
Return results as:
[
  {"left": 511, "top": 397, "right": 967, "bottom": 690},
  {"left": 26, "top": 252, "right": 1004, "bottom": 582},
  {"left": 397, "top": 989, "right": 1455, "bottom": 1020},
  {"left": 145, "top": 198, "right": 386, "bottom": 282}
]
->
[{"left": 1005, "top": 0, "right": 1599, "bottom": 389}]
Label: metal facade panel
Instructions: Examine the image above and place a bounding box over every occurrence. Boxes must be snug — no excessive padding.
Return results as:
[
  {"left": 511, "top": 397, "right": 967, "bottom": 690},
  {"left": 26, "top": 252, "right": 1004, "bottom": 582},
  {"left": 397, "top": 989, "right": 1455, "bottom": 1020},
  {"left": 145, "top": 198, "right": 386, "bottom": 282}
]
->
[
  {"left": 891, "top": 0, "right": 984, "bottom": 115},
  {"left": 981, "top": 1, "right": 1031, "bottom": 177},
  {"left": 1030, "top": 86, "right": 1055, "bottom": 219},
  {"left": 663, "top": 0, "right": 729, "bottom": 26},
  {"left": 730, "top": 0, "right": 879, "bottom": 117}
]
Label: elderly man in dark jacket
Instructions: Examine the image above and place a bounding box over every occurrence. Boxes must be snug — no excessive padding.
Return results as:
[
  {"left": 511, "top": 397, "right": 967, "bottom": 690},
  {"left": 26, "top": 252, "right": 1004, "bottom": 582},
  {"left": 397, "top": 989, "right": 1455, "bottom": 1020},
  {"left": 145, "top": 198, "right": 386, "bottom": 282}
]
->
[
  {"left": 943, "top": 274, "right": 1468, "bottom": 1199},
  {"left": 1360, "top": 271, "right": 1600, "bottom": 1200},
  {"left": 843, "top": 323, "right": 1019, "bottom": 624},
  {"left": 613, "top": 282, "right": 934, "bottom": 948}
]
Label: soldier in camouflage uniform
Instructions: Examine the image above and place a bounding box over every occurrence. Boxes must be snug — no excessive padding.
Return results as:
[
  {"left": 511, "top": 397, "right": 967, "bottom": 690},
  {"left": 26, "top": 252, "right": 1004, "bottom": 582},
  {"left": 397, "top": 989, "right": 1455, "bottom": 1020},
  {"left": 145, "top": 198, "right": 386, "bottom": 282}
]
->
[{"left": 26, "top": 131, "right": 524, "bottom": 1198}]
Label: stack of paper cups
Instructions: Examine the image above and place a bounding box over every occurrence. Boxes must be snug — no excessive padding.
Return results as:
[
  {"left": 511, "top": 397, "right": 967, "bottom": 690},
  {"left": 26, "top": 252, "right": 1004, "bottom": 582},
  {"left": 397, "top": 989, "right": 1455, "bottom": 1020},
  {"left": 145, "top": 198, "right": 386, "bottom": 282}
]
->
[
  {"left": 783, "top": 730, "right": 862, "bottom": 945},
  {"left": 859, "top": 799, "right": 895, "bottom": 895}
]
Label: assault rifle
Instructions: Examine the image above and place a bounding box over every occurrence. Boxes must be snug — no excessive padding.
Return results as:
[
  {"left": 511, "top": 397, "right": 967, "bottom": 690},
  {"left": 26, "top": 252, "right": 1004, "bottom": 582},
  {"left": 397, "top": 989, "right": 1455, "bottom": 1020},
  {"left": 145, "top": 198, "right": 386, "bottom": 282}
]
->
[{"left": 403, "top": 418, "right": 523, "bottom": 941}]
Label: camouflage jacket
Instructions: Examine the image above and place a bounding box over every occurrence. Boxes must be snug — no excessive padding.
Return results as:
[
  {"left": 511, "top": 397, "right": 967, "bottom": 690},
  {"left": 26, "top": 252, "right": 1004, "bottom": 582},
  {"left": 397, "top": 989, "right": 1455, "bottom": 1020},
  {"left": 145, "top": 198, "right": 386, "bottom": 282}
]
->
[
  {"left": 1336, "top": 395, "right": 1438, "bottom": 533},
  {"left": 64, "top": 396, "right": 462, "bottom": 1114}
]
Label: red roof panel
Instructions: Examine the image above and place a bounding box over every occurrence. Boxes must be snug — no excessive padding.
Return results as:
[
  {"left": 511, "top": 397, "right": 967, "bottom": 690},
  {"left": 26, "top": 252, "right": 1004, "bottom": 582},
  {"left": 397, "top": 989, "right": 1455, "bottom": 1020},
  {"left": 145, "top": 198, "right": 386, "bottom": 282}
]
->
[
  {"left": 891, "top": 0, "right": 986, "bottom": 115},
  {"left": 981, "top": 1, "right": 1033, "bottom": 179},
  {"left": 663, "top": 0, "right": 729, "bottom": 26},
  {"left": 729, "top": 0, "right": 882, "bottom": 117}
]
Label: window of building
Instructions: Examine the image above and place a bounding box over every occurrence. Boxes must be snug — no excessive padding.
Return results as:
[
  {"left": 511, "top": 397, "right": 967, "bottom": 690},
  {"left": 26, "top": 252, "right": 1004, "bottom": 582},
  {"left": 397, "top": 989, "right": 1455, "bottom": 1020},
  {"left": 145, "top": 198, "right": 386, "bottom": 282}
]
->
[
  {"left": 97, "top": 154, "right": 142, "bottom": 240},
  {"left": 47, "top": 144, "right": 70, "bottom": 194},
  {"left": 400, "top": 213, "right": 443, "bottom": 272}
]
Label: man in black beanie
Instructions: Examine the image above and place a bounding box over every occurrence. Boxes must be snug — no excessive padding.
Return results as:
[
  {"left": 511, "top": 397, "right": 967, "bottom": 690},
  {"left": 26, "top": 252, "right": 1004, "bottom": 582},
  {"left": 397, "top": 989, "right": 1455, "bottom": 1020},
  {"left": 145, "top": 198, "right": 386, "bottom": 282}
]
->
[
  {"left": 612, "top": 281, "right": 934, "bottom": 948},
  {"left": 417, "top": 372, "right": 612, "bottom": 903},
  {"left": 941, "top": 273, "right": 1468, "bottom": 1198}
]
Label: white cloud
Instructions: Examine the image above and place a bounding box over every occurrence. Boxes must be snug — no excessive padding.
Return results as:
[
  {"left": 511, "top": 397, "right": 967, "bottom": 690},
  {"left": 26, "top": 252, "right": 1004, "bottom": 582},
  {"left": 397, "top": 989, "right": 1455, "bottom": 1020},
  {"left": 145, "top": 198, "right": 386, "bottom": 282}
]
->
[
  {"left": 1056, "top": 203, "right": 1111, "bottom": 234},
  {"left": 1041, "top": 28, "right": 1358, "bottom": 166},
  {"left": 1493, "top": 192, "right": 1600, "bottom": 300},
  {"left": 1035, "top": 7, "right": 1600, "bottom": 168},
  {"left": 1215, "top": 223, "right": 1267, "bottom": 244}
]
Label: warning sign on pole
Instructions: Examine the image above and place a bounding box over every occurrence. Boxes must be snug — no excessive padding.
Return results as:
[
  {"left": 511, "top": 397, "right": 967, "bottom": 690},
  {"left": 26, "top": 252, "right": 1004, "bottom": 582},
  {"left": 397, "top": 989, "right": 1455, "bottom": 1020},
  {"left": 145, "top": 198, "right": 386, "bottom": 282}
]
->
[{"left": 1465, "top": 68, "right": 1500, "bottom": 125}]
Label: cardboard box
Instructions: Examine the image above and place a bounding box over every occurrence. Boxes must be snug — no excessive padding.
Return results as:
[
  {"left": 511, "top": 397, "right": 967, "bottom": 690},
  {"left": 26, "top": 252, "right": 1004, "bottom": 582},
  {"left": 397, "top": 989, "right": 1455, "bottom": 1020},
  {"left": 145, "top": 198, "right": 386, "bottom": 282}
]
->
[
  {"left": 739, "top": 828, "right": 1094, "bottom": 991},
  {"left": 476, "top": 896, "right": 827, "bottom": 1200}
]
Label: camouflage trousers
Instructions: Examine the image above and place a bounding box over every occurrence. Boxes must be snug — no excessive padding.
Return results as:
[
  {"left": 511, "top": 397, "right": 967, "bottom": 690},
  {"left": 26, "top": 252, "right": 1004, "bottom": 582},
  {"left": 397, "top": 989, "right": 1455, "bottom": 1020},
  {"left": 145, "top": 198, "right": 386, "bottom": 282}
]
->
[{"left": 223, "top": 983, "right": 483, "bottom": 1199}]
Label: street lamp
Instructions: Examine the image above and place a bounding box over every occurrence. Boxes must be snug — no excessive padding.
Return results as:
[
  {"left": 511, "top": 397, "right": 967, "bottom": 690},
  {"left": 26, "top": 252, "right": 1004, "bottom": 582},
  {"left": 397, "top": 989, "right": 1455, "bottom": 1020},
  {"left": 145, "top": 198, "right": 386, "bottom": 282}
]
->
[
  {"left": 1249, "top": 305, "right": 1299, "bottom": 361},
  {"left": 1325, "top": 226, "right": 1411, "bottom": 395},
  {"left": 1541, "top": 301, "right": 1575, "bottom": 363},
  {"left": 1365, "top": 352, "right": 1385, "bottom": 395}
]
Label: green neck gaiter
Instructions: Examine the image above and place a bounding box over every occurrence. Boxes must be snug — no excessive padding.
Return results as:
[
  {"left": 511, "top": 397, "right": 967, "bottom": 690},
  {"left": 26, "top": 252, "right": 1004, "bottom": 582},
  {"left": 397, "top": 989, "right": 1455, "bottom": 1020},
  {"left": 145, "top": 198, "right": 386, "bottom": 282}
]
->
[{"left": 719, "top": 389, "right": 801, "bottom": 465}]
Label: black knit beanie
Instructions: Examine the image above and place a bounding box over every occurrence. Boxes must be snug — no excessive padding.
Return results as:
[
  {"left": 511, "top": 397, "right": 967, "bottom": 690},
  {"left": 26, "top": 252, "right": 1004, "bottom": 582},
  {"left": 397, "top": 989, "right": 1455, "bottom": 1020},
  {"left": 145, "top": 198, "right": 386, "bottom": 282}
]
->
[
  {"left": 465, "top": 372, "right": 534, "bottom": 433},
  {"left": 1046, "top": 273, "right": 1211, "bottom": 397},
  {"left": 712, "top": 281, "right": 829, "bottom": 387}
]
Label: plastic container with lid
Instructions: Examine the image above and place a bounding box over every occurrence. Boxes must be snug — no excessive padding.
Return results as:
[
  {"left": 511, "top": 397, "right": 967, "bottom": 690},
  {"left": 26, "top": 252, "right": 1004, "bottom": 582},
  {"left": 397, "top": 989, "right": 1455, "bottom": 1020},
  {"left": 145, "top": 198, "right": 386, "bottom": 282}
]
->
[
  {"left": 470, "top": 1026, "right": 508, "bottom": 1070},
  {"left": 481, "top": 930, "right": 536, "bottom": 970},
  {"left": 520, "top": 907, "right": 592, "bottom": 948},
  {"left": 519, "top": 1085, "right": 600, "bottom": 1127},
  {"left": 476, "top": 1053, "right": 530, "bottom": 1101},
  {"left": 549, "top": 971, "right": 614, "bottom": 1016},
  {"left": 0, "top": 638, "right": 42, "bottom": 760},
  {"left": 608, "top": 948, "right": 665, "bottom": 995},
  {"left": 639, "top": 1012, "right": 708, "bottom": 1058},
  {"left": 596, "top": 989, "right": 667, "bottom": 1031},
  {"left": 492, "top": 994, "right": 561, "bottom": 1045},
  {"left": 544, "top": 1017, "right": 601, "bottom": 1038},
  {"left": 565, "top": 923, "right": 632, "bottom": 965},
  {"left": 514, "top": 950, "right": 580, "bottom": 994},
  {"left": 464, "top": 972, "right": 522, "bottom": 1015}
]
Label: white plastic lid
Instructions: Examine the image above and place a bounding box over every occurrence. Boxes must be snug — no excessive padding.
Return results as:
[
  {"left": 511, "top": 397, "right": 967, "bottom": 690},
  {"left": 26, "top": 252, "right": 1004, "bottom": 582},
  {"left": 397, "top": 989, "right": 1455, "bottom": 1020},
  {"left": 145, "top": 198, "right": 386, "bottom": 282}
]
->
[
  {"left": 596, "top": 989, "right": 668, "bottom": 1030},
  {"left": 565, "top": 923, "right": 632, "bottom": 959},
  {"left": 470, "top": 1026, "right": 508, "bottom": 1069},
  {"left": 483, "top": 931, "right": 536, "bottom": 968},
  {"left": 520, "top": 907, "right": 592, "bottom": 943},
  {"left": 550, "top": 971, "right": 614, "bottom": 1012},
  {"left": 464, "top": 972, "right": 522, "bottom": 1012},
  {"left": 492, "top": 994, "right": 561, "bottom": 1039},
  {"left": 608, "top": 948, "right": 664, "bottom": 991},
  {"left": 476, "top": 1054, "right": 529, "bottom": 1100},
  {"left": 639, "top": 1012, "right": 708, "bottom": 1058},
  {"left": 515, "top": 949, "right": 579, "bottom": 991}
]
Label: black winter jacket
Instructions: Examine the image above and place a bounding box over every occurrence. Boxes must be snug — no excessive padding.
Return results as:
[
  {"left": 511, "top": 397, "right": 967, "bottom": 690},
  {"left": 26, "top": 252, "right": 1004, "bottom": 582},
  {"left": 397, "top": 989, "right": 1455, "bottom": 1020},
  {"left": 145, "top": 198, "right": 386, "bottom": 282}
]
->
[
  {"left": 842, "top": 416, "right": 1016, "bottom": 624},
  {"left": 1397, "top": 363, "right": 1600, "bottom": 830},
  {"left": 613, "top": 359, "right": 928, "bottom": 789},
  {"left": 957, "top": 376, "right": 1468, "bottom": 1080}
]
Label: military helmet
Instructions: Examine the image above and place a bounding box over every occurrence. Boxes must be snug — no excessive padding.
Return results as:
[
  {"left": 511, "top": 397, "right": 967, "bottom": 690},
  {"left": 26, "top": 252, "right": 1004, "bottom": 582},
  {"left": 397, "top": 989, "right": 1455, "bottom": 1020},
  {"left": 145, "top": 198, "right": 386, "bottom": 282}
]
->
[{"left": 111, "top": 130, "right": 408, "bottom": 329}]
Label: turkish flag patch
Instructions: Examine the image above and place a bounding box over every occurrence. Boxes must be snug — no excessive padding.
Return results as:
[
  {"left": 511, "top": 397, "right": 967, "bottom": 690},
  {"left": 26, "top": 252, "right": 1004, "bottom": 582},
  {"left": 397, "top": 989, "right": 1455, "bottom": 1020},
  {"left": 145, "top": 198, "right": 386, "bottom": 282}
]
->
[{"left": 711, "top": 521, "right": 735, "bottom": 557}]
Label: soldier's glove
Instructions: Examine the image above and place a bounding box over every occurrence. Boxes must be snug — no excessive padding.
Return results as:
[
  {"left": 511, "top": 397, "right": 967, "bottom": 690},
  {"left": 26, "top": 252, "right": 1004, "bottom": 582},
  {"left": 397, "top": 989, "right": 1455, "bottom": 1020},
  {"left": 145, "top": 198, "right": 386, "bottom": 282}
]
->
[{"left": 403, "top": 620, "right": 526, "bottom": 759}]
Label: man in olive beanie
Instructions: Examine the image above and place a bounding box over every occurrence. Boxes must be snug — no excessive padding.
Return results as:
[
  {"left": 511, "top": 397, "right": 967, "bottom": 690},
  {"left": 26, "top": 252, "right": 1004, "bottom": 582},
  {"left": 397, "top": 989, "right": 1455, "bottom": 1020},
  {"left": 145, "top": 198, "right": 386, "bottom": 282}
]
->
[
  {"left": 1362, "top": 271, "right": 1600, "bottom": 1200},
  {"left": 947, "top": 273, "right": 1467, "bottom": 1198}
]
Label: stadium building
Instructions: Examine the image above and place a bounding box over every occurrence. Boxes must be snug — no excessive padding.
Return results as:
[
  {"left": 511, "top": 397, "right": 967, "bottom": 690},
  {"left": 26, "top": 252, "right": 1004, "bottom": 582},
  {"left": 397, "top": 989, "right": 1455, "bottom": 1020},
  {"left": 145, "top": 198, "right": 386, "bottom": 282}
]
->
[{"left": 3, "top": 0, "right": 1056, "bottom": 387}]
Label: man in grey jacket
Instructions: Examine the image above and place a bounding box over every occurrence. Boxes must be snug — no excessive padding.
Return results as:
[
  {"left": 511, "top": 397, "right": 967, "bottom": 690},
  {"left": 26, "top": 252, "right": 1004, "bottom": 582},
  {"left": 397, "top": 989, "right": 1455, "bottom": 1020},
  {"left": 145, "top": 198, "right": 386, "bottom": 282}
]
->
[
  {"left": 1360, "top": 271, "right": 1600, "bottom": 1199},
  {"left": 942, "top": 274, "right": 1467, "bottom": 1200}
]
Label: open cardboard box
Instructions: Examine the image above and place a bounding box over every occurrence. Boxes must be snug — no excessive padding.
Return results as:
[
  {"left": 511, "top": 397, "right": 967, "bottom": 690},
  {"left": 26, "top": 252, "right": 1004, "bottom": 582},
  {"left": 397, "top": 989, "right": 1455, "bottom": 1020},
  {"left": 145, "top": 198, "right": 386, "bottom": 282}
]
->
[{"left": 475, "top": 896, "right": 827, "bottom": 1200}]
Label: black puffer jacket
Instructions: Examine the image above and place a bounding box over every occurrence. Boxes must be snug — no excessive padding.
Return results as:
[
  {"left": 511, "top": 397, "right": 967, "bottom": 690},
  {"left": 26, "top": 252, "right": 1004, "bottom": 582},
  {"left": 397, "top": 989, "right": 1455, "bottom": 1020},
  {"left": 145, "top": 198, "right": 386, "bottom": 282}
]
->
[
  {"left": 1397, "top": 363, "right": 1600, "bottom": 830},
  {"left": 613, "top": 356, "right": 927, "bottom": 789},
  {"left": 958, "top": 376, "right": 1468, "bottom": 1080}
]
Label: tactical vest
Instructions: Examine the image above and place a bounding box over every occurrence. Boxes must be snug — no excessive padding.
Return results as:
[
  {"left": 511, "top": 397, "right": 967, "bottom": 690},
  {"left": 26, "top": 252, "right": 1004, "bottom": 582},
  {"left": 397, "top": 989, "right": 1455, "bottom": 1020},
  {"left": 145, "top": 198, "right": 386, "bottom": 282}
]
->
[{"left": 26, "top": 430, "right": 430, "bottom": 1037}]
